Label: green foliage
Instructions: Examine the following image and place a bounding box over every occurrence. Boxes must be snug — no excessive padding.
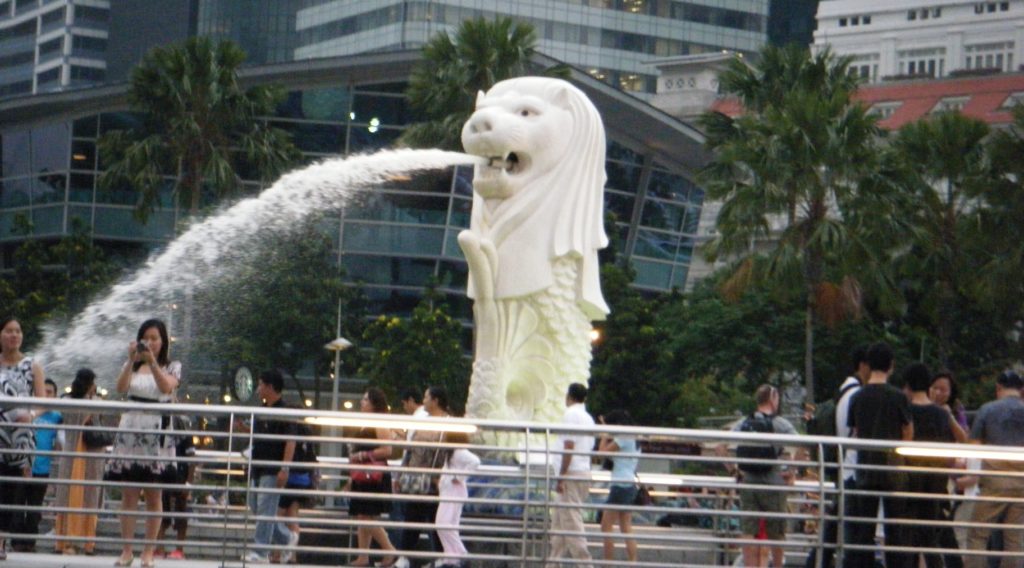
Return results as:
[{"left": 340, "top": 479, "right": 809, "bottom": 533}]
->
[
  {"left": 359, "top": 292, "right": 470, "bottom": 414},
  {"left": 191, "top": 220, "right": 363, "bottom": 398},
  {"left": 99, "top": 37, "right": 300, "bottom": 221},
  {"left": 401, "top": 17, "right": 568, "bottom": 150},
  {"left": 1, "top": 214, "right": 122, "bottom": 348}
]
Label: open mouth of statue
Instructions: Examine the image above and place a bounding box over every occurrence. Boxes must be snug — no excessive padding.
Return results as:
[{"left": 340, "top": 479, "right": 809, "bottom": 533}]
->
[{"left": 487, "top": 152, "right": 522, "bottom": 175}]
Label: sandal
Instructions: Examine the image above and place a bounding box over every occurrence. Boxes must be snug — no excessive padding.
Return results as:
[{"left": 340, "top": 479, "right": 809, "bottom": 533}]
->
[{"left": 114, "top": 553, "right": 134, "bottom": 567}]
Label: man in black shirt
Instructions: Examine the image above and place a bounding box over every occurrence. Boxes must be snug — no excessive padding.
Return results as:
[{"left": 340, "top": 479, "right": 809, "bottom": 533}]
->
[
  {"left": 845, "top": 342, "right": 913, "bottom": 568},
  {"left": 244, "top": 369, "right": 298, "bottom": 563},
  {"left": 903, "top": 362, "right": 957, "bottom": 568}
]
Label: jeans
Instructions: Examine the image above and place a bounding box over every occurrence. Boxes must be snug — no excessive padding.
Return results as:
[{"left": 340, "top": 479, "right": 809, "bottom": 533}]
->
[
  {"left": 845, "top": 491, "right": 911, "bottom": 568},
  {"left": 248, "top": 474, "right": 292, "bottom": 555}
]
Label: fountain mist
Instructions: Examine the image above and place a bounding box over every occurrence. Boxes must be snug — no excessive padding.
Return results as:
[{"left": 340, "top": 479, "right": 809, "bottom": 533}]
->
[{"left": 35, "top": 149, "right": 484, "bottom": 384}]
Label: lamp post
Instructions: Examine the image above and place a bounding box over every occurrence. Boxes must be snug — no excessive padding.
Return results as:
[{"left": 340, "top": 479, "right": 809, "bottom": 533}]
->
[{"left": 324, "top": 336, "right": 353, "bottom": 414}]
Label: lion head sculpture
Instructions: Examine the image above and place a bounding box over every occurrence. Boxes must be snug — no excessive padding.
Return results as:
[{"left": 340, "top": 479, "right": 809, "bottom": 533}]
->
[{"left": 461, "top": 77, "right": 609, "bottom": 320}]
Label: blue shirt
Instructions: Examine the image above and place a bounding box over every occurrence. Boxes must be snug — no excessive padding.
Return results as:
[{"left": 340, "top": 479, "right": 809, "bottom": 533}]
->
[
  {"left": 610, "top": 437, "right": 639, "bottom": 484},
  {"left": 32, "top": 410, "right": 62, "bottom": 475}
]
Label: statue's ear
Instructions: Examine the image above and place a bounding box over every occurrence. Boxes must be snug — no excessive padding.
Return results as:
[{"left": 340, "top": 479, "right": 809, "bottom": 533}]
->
[
  {"left": 551, "top": 85, "right": 572, "bottom": 110},
  {"left": 476, "top": 90, "right": 487, "bottom": 109}
]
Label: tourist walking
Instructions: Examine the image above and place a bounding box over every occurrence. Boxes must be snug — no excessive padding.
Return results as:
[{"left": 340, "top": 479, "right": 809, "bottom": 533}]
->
[
  {"left": 391, "top": 387, "right": 428, "bottom": 546},
  {"left": 0, "top": 315, "right": 47, "bottom": 561},
  {"left": 434, "top": 431, "right": 480, "bottom": 568},
  {"left": 845, "top": 342, "right": 913, "bottom": 568},
  {"left": 106, "top": 319, "right": 180, "bottom": 568},
  {"left": 597, "top": 409, "right": 640, "bottom": 563},
  {"left": 242, "top": 369, "right": 298, "bottom": 564},
  {"left": 54, "top": 368, "right": 104, "bottom": 555},
  {"left": 965, "top": 370, "right": 1024, "bottom": 568},
  {"left": 276, "top": 420, "right": 316, "bottom": 564},
  {"left": 347, "top": 387, "right": 397, "bottom": 567},
  {"left": 545, "top": 382, "right": 595, "bottom": 568},
  {"left": 396, "top": 386, "right": 452, "bottom": 567}
]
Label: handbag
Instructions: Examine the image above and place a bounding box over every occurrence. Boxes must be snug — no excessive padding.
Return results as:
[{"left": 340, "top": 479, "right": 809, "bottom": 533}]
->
[
  {"left": 83, "top": 418, "right": 113, "bottom": 450},
  {"left": 397, "top": 434, "right": 443, "bottom": 495},
  {"left": 634, "top": 484, "right": 652, "bottom": 506},
  {"left": 351, "top": 460, "right": 385, "bottom": 484}
]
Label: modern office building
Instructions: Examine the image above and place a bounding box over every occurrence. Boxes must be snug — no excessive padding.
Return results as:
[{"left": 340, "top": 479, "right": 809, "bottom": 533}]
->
[
  {"left": 0, "top": 0, "right": 110, "bottom": 98},
  {"left": 814, "top": 0, "right": 1024, "bottom": 83},
  {"left": 293, "top": 0, "right": 771, "bottom": 96}
]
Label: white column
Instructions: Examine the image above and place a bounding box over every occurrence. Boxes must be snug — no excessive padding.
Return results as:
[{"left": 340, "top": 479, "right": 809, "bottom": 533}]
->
[
  {"left": 948, "top": 31, "right": 964, "bottom": 75},
  {"left": 880, "top": 36, "right": 898, "bottom": 78},
  {"left": 1015, "top": 25, "right": 1024, "bottom": 72}
]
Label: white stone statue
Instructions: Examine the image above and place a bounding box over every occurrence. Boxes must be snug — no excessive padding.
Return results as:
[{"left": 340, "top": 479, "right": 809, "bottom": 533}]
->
[{"left": 459, "top": 77, "right": 609, "bottom": 442}]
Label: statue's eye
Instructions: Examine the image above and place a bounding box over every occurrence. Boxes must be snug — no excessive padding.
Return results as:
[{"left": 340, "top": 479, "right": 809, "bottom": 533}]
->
[{"left": 519, "top": 108, "right": 535, "bottom": 117}]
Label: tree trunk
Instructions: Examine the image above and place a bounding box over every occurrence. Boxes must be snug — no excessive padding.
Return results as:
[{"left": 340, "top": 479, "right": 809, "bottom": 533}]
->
[{"left": 805, "top": 296, "right": 815, "bottom": 403}]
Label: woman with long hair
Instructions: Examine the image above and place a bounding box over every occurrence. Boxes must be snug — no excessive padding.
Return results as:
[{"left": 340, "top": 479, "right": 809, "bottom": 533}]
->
[
  {"left": 54, "top": 368, "right": 104, "bottom": 555},
  {"left": 106, "top": 319, "right": 180, "bottom": 568},
  {"left": 347, "top": 387, "right": 397, "bottom": 567},
  {"left": 0, "top": 316, "right": 46, "bottom": 560},
  {"left": 598, "top": 409, "right": 640, "bottom": 563}
]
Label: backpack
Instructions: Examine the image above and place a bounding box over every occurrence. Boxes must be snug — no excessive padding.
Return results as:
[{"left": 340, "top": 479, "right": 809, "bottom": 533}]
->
[
  {"left": 292, "top": 423, "right": 318, "bottom": 477},
  {"left": 808, "top": 382, "right": 859, "bottom": 479},
  {"left": 735, "top": 413, "right": 777, "bottom": 474}
]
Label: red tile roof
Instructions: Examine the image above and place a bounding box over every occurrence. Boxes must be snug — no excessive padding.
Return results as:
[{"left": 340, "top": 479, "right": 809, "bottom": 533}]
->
[{"left": 707, "top": 72, "right": 1024, "bottom": 129}]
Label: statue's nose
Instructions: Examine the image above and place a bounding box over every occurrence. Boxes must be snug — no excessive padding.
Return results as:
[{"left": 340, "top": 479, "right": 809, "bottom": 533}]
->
[{"left": 466, "top": 110, "right": 495, "bottom": 135}]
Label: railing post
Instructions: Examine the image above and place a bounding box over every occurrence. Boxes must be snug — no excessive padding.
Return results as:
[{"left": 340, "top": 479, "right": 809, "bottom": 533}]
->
[
  {"left": 521, "top": 426, "right": 531, "bottom": 568},
  {"left": 815, "top": 441, "right": 826, "bottom": 568},
  {"left": 219, "top": 410, "right": 237, "bottom": 567},
  {"left": 836, "top": 441, "right": 847, "bottom": 568}
]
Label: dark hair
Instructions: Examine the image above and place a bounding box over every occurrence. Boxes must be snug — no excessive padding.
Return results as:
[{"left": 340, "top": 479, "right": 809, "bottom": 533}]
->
[
  {"left": 603, "top": 409, "right": 632, "bottom": 426},
  {"left": 364, "top": 387, "right": 388, "bottom": 413},
  {"left": 43, "top": 378, "right": 57, "bottom": 393},
  {"left": 258, "top": 368, "right": 285, "bottom": 393},
  {"left": 132, "top": 318, "right": 170, "bottom": 372},
  {"left": 997, "top": 370, "right": 1024, "bottom": 390},
  {"left": 866, "top": 342, "right": 894, "bottom": 372},
  {"left": 903, "top": 362, "right": 932, "bottom": 392},
  {"left": 567, "top": 383, "right": 588, "bottom": 403},
  {"left": 0, "top": 316, "right": 19, "bottom": 354},
  {"left": 851, "top": 344, "right": 869, "bottom": 371},
  {"left": 426, "top": 385, "right": 450, "bottom": 412},
  {"left": 400, "top": 387, "right": 423, "bottom": 405},
  {"left": 70, "top": 368, "right": 96, "bottom": 399},
  {"left": 930, "top": 370, "right": 960, "bottom": 406}
]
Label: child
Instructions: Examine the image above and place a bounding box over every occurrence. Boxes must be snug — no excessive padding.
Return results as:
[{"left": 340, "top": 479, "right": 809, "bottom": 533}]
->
[{"left": 434, "top": 432, "right": 480, "bottom": 567}]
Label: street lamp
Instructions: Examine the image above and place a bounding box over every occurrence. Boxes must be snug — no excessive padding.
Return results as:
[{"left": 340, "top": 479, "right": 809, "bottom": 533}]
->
[{"left": 324, "top": 336, "right": 353, "bottom": 414}]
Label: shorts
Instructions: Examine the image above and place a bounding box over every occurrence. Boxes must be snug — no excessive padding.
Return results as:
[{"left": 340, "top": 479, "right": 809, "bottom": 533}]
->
[
  {"left": 161, "top": 489, "right": 189, "bottom": 530},
  {"left": 279, "top": 480, "right": 312, "bottom": 509},
  {"left": 606, "top": 484, "right": 638, "bottom": 506},
  {"left": 739, "top": 486, "right": 786, "bottom": 539}
]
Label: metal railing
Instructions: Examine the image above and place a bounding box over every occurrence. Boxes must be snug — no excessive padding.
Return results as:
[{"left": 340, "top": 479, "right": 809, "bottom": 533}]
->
[{"left": 0, "top": 396, "right": 1021, "bottom": 567}]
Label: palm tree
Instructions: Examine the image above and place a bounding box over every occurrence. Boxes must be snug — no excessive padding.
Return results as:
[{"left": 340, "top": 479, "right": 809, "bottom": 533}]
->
[
  {"left": 401, "top": 17, "right": 567, "bottom": 151},
  {"left": 698, "top": 45, "right": 892, "bottom": 402},
  {"left": 891, "top": 112, "right": 997, "bottom": 366},
  {"left": 99, "top": 37, "right": 298, "bottom": 221}
]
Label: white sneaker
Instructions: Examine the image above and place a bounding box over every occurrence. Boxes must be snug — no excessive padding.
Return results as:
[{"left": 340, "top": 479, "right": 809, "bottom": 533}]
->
[
  {"left": 280, "top": 531, "right": 300, "bottom": 564},
  {"left": 393, "top": 557, "right": 410, "bottom": 568},
  {"left": 242, "top": 550, "right": 268, "bottom": 563}
]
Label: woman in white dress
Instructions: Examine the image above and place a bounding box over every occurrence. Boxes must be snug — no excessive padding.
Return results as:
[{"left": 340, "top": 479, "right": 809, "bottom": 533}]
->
[{"left": 106, "top": 319, "right": 179, "bottom": 568}]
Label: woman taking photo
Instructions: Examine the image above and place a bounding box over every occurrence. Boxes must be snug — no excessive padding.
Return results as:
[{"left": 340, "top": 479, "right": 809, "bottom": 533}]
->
[
  {"left": 598, "top": 409, "right": 640, "bottom": 563},
  {"left": 346, "top": 387, "right": 397, "bottom": 567},
  {"left": 0, "top": 316, "right": 46, "bottom": 560},
  {"left": 106, "top": 319, "right": 180, "bottom": 568},
  {"left": 55, "top": 368, "right": 104, "bottom": 555}
]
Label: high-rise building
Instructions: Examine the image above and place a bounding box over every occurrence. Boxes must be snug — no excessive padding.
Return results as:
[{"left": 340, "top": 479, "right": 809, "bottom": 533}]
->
[
  {"left": 0, "top": 0, "right": 110, "bottom": 98},
  {"left": 294, "top": 0, "right": 771, "bottom": 95},
  {"left": 814, "top": 0, "right": 1024, "bottom": 83}
]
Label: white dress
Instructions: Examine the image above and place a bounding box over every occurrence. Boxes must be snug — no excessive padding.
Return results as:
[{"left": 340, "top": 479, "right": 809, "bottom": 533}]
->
[
  {"left": 0, "top": 356, "right": 36, "bottom": 468},
  {"left": 106, "top": 362, "right": 180, "bottom": 482}
]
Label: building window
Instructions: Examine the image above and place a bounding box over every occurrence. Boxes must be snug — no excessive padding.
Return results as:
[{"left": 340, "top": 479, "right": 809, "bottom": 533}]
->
[
  {"left": 1001, "top": 2, "right": 1010, "bottom": 10},
  {"left": 863, "top": 15, "right": 872, "bottom": 24},
  {"left": 908, "top": 9, "right": 917, "bottom": 20},
  {"left": 934, "top": 97, "right": 970, "bottom": 113},
  {"left": 870, "top": 102, "right": 902, "bottom": 119},
  {"left": 839, "top": 17, "right": 847, "bottom": 26},
  {"left": 1001, "top": 92, "right": 1024, "bottom": 109},
  {"left": 36, "top": 67, "right": 60, "bottom": 84},
  {"left": 851, "top": 16, "right": 859, "bottom": 25}
]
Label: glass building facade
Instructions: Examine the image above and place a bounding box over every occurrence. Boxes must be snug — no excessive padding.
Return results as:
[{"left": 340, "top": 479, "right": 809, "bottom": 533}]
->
[
  {"left": 0, "top": 0, "right": 110, "bottom": 99},
  {"left": 294, "top": 0, "right": 769, "bottom": 95},
  {"left": 0, "top": 55, "right": 707, "bottom": 327}
]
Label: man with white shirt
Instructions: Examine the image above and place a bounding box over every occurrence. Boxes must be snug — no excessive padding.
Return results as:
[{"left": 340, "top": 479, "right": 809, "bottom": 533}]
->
[{"left": 546, "top": 383, "right": 595, "bottom": 568}]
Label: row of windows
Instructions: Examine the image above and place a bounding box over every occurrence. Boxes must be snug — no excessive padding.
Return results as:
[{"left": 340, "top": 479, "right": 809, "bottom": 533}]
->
[
  {"left": 907, "top": 7, "right": 941, "bottom": 21},
  {"left": 839, "top": 14, "right": 871, "bottom": 27},
  {"left": 974, "top": 2, "right": 1011, "bottom": 14}
]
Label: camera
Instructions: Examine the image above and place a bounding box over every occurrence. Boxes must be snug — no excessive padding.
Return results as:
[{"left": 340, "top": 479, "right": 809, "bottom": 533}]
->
[{"left": 137, "top": 341, "right": 149, "bottom": 352}]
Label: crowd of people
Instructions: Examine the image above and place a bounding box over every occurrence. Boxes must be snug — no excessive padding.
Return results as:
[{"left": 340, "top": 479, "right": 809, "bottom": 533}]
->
[{"left": 2, "top": 313, "right": 1023, "bottom": 568}]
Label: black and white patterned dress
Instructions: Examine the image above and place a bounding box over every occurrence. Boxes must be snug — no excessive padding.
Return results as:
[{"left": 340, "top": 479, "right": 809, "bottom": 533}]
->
[
  {"left": 106, "top": 361, "right": 180, "bottom": 482},
  {"left": 0, "top": 357, "right": 37, "bottom": 469}
]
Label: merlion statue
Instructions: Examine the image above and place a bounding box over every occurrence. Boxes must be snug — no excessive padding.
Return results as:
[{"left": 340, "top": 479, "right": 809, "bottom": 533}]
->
[{"left": 459, "top": 77, "right": 609, "bottom": 443}]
